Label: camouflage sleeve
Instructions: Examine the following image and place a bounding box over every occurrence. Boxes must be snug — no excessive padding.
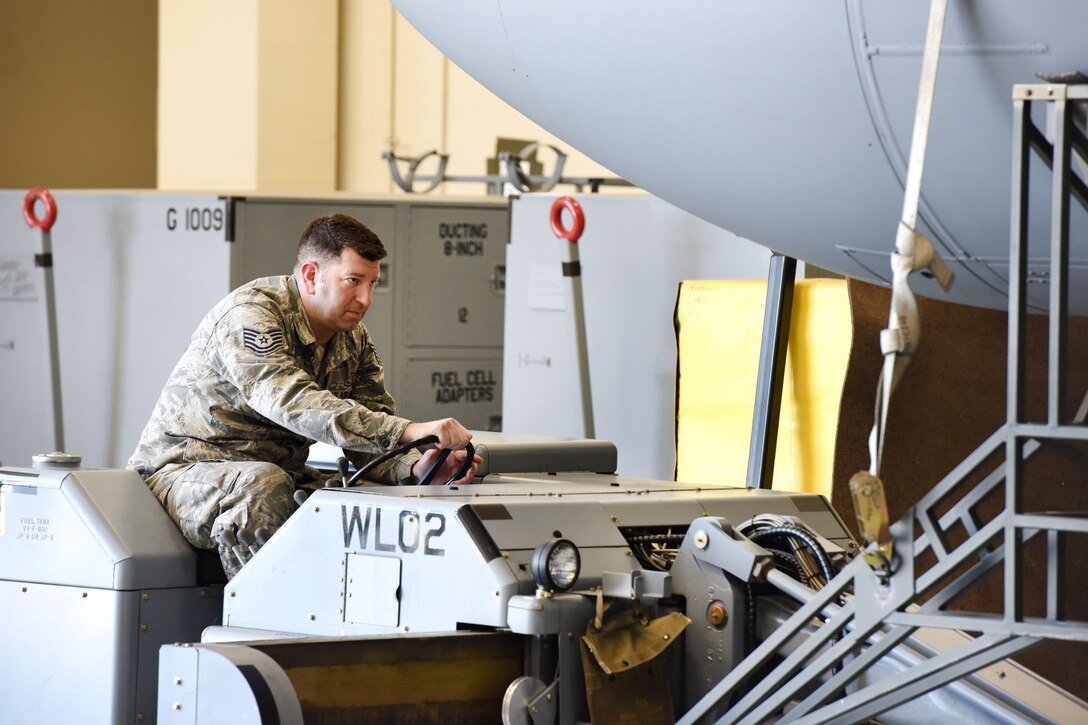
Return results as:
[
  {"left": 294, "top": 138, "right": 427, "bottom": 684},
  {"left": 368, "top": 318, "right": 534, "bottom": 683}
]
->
[{"left": 210, "top": 304, "right": 412, "bottom": 454}]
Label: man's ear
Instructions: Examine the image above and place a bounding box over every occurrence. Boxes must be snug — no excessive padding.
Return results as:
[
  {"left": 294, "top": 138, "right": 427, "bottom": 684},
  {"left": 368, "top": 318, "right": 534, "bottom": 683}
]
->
[{"left": 298, "top": 260, "right": 320, "bottom": 294}]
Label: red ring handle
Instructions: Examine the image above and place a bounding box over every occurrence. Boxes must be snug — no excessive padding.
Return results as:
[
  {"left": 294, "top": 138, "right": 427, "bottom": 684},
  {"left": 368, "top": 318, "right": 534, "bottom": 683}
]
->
[
  {"left": 23, "top": 188, "right": 57, "bottom": 232},
  {"left": 549, "top": 196, "right": 585, "bottom": 244}
]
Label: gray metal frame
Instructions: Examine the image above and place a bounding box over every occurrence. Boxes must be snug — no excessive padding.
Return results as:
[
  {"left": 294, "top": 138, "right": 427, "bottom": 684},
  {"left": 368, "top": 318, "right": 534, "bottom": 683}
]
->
[
  {"left": 745, "top": 253, "right": 797, "bottom": 490},
  {"left": 680, "top": 83, "right": 1088, "bottom": 724}
]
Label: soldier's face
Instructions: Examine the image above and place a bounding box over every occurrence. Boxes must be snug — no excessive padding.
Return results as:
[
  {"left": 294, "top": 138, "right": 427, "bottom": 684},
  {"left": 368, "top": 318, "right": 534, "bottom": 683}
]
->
[{"left": 303, "top": 248, "right": 381, "bottom": 342}]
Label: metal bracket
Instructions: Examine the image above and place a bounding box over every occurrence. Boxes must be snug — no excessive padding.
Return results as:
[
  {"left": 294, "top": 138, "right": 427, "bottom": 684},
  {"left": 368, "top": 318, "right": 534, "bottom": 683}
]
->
[
  {"left": 526, "top": 680, "right": 558, "bottom": 725},
  {"left": 601, "top": 570, "right": 672, "bottom": 600},
  {"left": 382, "top": 149, "right": 450, "bottom": 194},
  {"left": 383, "top": 145, "right": 633, "bottom": 196},
  {"left": 686, "top": 517, "right": 773, "bottom": 583},
  {"left": 499, "top": 143, "right": 566, "bottom": 193}
]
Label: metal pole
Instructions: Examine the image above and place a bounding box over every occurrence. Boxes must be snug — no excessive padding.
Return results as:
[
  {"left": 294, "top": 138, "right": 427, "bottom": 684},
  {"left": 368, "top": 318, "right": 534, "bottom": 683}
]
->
[
  {"left": 39, "top": 227, "right": 65, "bottom": 452},
  {"left": 567, "top": 241, "right": 595, "bottom": 439},
  {"left": 1048, "top": 91, "right": 1071, "bottom": 426},
  {"left": 550, "top": 196, "right": 595, "bottom": 439},
  {"left": 745, "top": 253, "right": 796, "bottom": 489},
  {"left": 23, "top": 189, "right": 64, "bottom": 453},
  {"left": 1008, "top": 90, "right": 1030, "bottom": 428}
]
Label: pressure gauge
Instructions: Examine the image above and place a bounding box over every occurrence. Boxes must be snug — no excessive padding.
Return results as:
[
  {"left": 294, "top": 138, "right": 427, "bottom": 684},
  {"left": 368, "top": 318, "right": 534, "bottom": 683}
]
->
[{"left": 531, "top": 538, "right": 581, "bottom": 593}]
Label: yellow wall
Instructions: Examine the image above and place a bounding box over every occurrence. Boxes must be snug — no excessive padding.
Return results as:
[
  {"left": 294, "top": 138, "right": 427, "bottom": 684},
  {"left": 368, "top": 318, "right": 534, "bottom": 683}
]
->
[
  {"left": 675, "top": 280, "right": 853, "bottom": 497},
  {"left": 257, "top": 0, "right": 339, "bottom": 190},
  {"left": 2, "top": 0, "right": 627, "bottom": 195},
  {"left": 158, "top": 0, "right": 258, "bottom": 190},
  {"left": 339, "top": 1, "right": 394, "bottom": 191},
  {"left": 157, "top": 0, "right": 626, "bottom": 195},
  {"left": 158, "top": 0, "right": 338, "bottom": 191},
  {"left": 0, "top": 0, "right": 157, "bottom": 189}
]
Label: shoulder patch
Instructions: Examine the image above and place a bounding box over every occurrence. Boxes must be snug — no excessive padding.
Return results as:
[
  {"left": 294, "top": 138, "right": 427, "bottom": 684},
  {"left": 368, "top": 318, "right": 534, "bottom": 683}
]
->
[{"left": 243, "top": 326, "right": 285, "bottom": 355}]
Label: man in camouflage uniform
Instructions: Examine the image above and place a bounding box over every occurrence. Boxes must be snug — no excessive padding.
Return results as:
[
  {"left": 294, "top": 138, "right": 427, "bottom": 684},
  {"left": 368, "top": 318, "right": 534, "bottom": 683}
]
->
[{"left": 129, "top": 213, "right": 479, "bottom": 578}]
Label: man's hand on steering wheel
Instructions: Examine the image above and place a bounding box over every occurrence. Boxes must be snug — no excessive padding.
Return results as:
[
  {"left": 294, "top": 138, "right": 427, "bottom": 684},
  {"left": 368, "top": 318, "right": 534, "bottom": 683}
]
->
[
  {"left": 412, "top": 446, "right": 482, "bottom": 485},
  {"left": 400, "top": 418, "right": 478, "bottom": 484},
  {"left": 400, "top": 418, "right": 473, "bottom": 451}
]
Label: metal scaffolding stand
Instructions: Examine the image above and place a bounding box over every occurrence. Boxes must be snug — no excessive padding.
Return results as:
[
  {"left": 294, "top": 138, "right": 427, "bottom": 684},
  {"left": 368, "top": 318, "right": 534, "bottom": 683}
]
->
[{"left": 684, "top": 83, "right": 1088, "bottom": 724}]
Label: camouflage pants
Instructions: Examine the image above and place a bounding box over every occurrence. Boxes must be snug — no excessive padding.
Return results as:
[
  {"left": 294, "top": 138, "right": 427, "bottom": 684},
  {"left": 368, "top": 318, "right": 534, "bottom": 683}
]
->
[{"left": 146, "top": 461, "right": 296, "bottom": 578}]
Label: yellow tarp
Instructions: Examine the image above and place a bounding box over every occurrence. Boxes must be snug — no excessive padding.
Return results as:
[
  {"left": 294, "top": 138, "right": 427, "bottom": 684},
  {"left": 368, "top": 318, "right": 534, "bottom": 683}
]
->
[{"left": 675, "top": 279, "right": 851, "bottom": 497}]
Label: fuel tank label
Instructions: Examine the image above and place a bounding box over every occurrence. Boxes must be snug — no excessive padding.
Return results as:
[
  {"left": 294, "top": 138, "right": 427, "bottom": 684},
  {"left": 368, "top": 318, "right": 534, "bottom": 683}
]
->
[
  {"left": 341, "top": 504, "right": 446, "bottom": 557},
  {"left": 16, "top": 516, "right": 52, "bottom": 542}
]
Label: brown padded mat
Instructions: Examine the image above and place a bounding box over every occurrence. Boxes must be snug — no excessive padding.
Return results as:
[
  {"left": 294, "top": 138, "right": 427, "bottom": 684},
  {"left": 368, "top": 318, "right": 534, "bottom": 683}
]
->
[{"left": 832, "top": 279, "right": 1088, "bottom": 702}]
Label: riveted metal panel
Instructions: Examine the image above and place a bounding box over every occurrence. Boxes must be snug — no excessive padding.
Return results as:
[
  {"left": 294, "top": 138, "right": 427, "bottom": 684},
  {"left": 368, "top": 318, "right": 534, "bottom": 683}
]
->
[
  {"left": 344, "top": 553, "right": 401, "bottom": 627},
  {"left": 399, "top": 354, "right": 503, "bottom": 431},
  {"left": 401, "top": 204, "right": 507, "bottom": 348}
]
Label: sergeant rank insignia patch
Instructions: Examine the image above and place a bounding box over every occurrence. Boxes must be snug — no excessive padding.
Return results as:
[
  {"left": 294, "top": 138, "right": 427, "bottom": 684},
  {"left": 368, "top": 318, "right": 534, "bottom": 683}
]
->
[{"left": 243, "top": 327, "right": 285, "bottom": 355}]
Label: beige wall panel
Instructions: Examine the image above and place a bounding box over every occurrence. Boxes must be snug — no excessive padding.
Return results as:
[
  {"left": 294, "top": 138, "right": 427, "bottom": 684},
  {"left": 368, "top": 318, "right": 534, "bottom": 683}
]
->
[
  {"left": 392, "top": 15, "right": 446, "bottom": 175},
  {"left": 0, "top": 0, "right": 156, "bottom": 189},
  {"left": 257, "top": 0, "right": 339, "bottom": 191},
  {"left": 339, "top": 0, "right": 394, "bottom": 193},
  {"left": 156, "top": 2, "right": 632, "bottom": 196},
  {"left": 257, "top": 109, "right": 337, "bottom": 190},
  {"left": 158, "top": 0, "right": 259, "bottom": 189}
]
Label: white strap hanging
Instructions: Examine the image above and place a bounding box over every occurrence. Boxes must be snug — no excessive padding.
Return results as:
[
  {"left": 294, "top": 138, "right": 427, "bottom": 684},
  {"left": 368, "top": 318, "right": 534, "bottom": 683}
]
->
[
  {"left": 853, "top": 0, "right": 956, "bottom": 575},
  {"left": 866, "top": 0, "right": 956, "bottom": 478}
]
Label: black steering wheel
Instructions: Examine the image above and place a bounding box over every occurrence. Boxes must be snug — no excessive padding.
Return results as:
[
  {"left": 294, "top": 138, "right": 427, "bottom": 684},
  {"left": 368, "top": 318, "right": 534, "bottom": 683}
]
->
[{"left": 345, "top": 435, "right": 476, "bottom": 487}]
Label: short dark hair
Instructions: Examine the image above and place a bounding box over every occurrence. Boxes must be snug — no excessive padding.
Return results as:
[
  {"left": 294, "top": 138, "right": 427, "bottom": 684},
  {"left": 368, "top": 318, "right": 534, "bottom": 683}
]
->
[{"left": 296, "top": 214, "right": 387, "bottom": 269}]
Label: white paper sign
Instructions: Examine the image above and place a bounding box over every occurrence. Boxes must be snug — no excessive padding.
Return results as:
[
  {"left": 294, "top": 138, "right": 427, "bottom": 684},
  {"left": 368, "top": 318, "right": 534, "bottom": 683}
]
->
[
  {"left": 0, "top": 257, "right": 36, "bottom": 300},
  {"left": 529, "top": 262, "right": 566, "bottom": 311}
]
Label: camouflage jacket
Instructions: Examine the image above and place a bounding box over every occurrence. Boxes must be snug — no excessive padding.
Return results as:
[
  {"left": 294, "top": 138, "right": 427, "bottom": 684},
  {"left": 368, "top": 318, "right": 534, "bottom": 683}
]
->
[{"left": 128, "top": 275, "right": 418, "bottom": 485}]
